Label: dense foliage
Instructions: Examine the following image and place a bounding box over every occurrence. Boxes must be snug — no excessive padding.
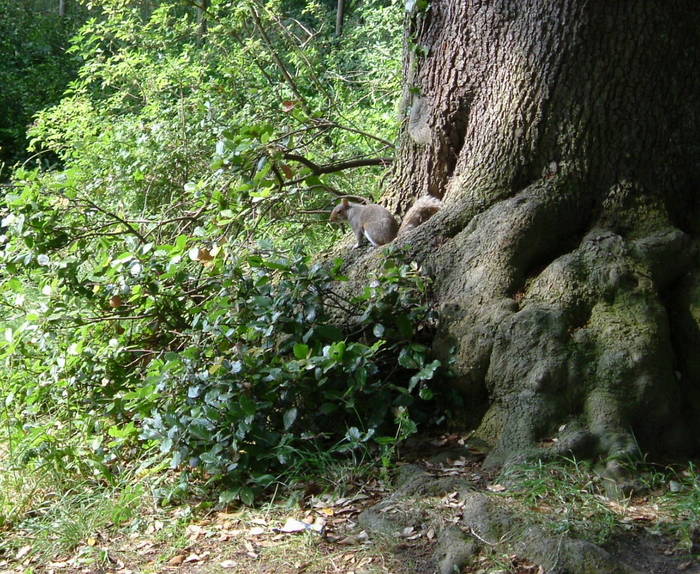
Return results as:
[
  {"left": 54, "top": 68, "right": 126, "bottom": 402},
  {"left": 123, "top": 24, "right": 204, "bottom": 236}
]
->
[
  {"left": 0, "top": 0, "right": 446, "bottom": 504},
  {"left": 0, "top": 0, "right": 88, "bottom": 171},
  {"left": 1, "top": 172, "right": 439, "bottom": 500}
]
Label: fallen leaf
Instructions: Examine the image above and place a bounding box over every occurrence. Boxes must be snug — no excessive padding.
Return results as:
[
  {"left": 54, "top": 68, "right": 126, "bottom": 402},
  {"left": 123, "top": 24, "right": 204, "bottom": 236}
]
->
[
  {"left": 186, "top": 524, "right": 206, "bottom": 539},
  {"left": 278, "top": 518, "right": 308, "bottom": 533},
  {"left": 669, "top": 480, "right": 682, "bottom": 493},
  {"left": 197, "top": 248, "right": 213, "bottom": 262},
  {"left": 334, "top": 531, "right": 369, "bottom": 545},
  {"left": 220, "top": 560, "right": 238, "bottom": 568},
  {"left": 399, "top": 526, "right": 415, "bottom": 538},
  {"left": 15, "top": 546, "right": 32, "bottom": 560},
  {"left": 487, "top": 483, "right": 507, "bottom": 492},
  {"left": 167, "top": 554, "right": 186, "bottom": 566},
  {"left": 407, "top": 532, "right": 422, "bottom": 540},
  {"left": 183, "top": 553, "right": 201, "bottom": 564},
  {"left": 276, "top": 517, "right": 323, "bottom": 534}
]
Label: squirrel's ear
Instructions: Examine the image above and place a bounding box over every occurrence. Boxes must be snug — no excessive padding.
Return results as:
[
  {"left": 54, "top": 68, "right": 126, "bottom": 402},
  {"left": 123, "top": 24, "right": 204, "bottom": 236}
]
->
[{"left": 341, "top": 198, "right": 349, "bottom": 207}]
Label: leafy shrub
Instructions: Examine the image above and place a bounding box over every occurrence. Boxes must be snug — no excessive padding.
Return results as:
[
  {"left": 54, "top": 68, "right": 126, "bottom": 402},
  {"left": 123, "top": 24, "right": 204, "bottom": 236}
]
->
[
  {"left": 0, "top": 0, "right": 417, "bottom": 505},
  {"left": 0, "top": 170, "right": 440, "bottom": 502},
  {"left": 138, "top": 251, "right": 439, "bottom": 503}
]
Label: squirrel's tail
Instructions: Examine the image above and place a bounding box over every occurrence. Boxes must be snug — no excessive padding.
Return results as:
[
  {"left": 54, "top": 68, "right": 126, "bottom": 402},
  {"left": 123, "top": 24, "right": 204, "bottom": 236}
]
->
[{"left": 398, "top": 196, "right": 442, "bottom": 235}]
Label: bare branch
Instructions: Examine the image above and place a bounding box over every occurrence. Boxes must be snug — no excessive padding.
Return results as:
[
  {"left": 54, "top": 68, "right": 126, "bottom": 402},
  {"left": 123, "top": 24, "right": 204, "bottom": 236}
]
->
[{"left": 283, "top": 153, "right": 393, "bottom": 174}]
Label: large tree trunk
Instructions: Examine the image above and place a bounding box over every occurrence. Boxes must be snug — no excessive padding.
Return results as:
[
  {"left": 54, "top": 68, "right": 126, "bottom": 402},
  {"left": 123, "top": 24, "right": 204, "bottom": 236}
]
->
[{"left": 381, "top": 0, "right": 700, "bottom": 470}]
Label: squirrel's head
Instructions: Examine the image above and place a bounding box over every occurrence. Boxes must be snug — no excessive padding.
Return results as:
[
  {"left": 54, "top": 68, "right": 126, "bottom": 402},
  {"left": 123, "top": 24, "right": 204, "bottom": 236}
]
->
[{"left": 329, "top": 198, "right": 350, "bottom": 222}]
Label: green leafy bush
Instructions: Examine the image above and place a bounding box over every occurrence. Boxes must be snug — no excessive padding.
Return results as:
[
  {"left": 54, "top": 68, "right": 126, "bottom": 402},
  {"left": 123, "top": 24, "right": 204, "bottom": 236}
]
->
[
  {"left": 138, "top": 252, "right": 439, "bottom": 503},
  {"left": 0, "top": 0, "right": 418, "bottom": 505},
  {"left": 0, "top": 170, "right": 440, "bottom": 501}
]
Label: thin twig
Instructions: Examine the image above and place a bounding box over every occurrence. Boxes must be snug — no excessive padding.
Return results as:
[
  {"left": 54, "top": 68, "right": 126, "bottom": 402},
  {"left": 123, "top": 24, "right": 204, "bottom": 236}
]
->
[
  {"left": 75, "top": 197, "right": 147, "bottom": 243},
  {"left": 249, "top": 5, "right": 312, "bottom": 116}
]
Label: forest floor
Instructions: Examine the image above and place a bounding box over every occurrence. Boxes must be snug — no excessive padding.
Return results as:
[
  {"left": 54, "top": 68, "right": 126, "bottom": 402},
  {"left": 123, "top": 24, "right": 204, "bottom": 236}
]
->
[{"left": 1, "top": 435, "right": 699, "bottom": 574}]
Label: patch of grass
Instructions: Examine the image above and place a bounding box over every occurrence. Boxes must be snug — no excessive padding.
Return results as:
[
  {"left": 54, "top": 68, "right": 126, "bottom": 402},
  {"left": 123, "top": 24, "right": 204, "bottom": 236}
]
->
[
  {"left": 645, "top": 462, "right": 700, "bottom": 551},
  {"left": 500, "top": 457, "right": 621, "bottom": 545},
  {"left": 16, "top": 481, "right": 146, "bottom": 560},
  {"left": 499, "top": 457, "right": 700, "bottom": 552},
  {"left": 0, "top": 458, "right": 49, "bottom": 531}
]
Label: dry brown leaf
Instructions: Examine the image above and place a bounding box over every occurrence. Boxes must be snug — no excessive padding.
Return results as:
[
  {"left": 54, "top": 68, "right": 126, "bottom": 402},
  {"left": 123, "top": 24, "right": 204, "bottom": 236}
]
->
[
  {"left": 334, "top": 531, "right": 368, "bottom": 545},
  {"left": 167, "top": 554, "right": 186, "bottom": 566},
  {"left": 183, "top": 553, "right": 202, "bottom": 564},
  {"left": 186, "top": 524, "right": 206, "bottom": 539},
  {"left": 197, "top": 248, "right": 213, "bottom": 262},
  {"left": 15, "top": 546, "right": 32, "bottom": 560},
  {"left": 280, "top": 164, "right": 294, "bottom": 179},
  {"left": 407, "top": 532, "right": 422, "bottom": 540}
]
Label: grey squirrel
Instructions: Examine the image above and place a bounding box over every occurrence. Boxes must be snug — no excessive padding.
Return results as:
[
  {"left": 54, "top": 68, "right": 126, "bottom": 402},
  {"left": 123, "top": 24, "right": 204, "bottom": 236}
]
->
[{"left": 330, "top": 196, "right": 442, "bottom": 248}]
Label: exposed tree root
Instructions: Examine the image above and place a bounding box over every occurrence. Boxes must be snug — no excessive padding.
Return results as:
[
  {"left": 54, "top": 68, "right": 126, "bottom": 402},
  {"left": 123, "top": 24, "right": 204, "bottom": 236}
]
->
[{"left": 421, "top": 176, "right": 695, "bottom": 469}]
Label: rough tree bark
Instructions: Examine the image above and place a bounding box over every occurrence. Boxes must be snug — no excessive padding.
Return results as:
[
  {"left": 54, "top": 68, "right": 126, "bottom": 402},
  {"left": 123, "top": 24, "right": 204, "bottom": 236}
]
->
[{"left": 362, "top": 0, "right": 699, "bottom": 471}]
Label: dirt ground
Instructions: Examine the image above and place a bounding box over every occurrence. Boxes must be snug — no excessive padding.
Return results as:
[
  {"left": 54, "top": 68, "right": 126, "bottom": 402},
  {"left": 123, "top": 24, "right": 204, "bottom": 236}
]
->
[{"left": 1, "top": 435, "right": 698, "bottom": 574}]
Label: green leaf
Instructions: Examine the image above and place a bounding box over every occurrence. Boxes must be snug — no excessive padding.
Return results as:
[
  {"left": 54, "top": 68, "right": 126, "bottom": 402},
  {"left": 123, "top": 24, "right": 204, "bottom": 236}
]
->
[
  {"left": 373, "top": 436, "right": 396, "bottom": 445},
  {"left": 293, "top": 343, "right": 309, "bottom": 359},
  {"left": 174, "top": 235, "right": 189, "bottom": 252},
  {"left": 239, "top": 487, "right": 255, "bottom": 506},
  {"left": 312, "top": 324, "right": 344, "bottom": 341},
  {"left": 219, "top": 490, "right": 239, "bottom": 504},
  {"left": 395, "top": 314, "right": 413, "bottom": 338},
  {"left": 408, "top": 359, "right": 440, "bottom": 392},
  {"left": 240, "top": 394, "right": 257, "bottom": 416},
  {"left": 283, "top": 408, "right": 297, "bottom": 430}
]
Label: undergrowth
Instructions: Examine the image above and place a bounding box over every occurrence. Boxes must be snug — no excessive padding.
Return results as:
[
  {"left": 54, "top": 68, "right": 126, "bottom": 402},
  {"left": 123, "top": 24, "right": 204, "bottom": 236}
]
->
[{"left": 500, "top": 457, "right": 700, "bottom": 551}]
